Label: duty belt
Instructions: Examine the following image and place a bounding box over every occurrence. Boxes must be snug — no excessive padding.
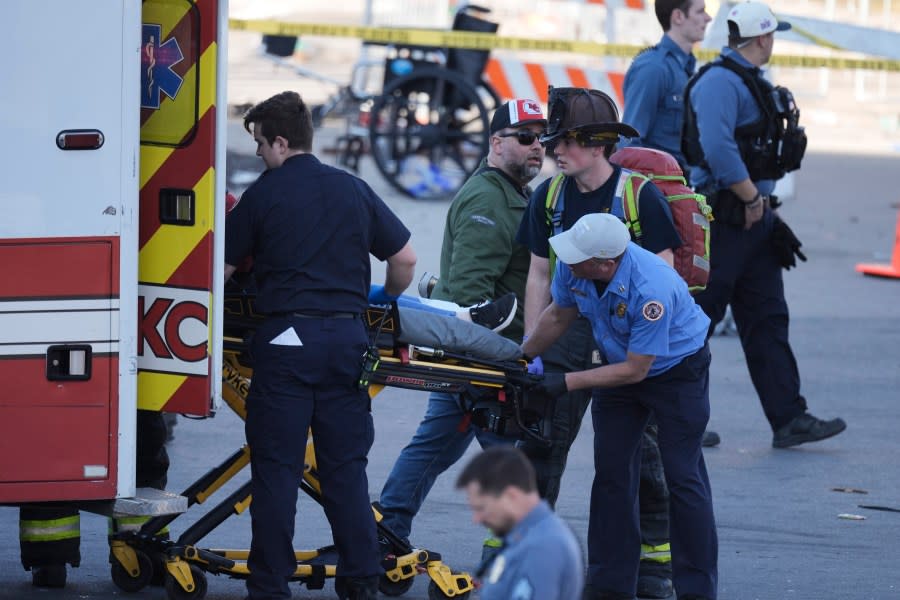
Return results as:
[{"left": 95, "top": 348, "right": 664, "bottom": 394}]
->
[{"left": 272, "top": 311, "right": 359, "bottom": 319}]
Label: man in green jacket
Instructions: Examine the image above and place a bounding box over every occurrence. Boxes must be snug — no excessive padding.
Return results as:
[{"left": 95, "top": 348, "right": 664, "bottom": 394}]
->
[{"left": 378, "top": 99, "right": 546, "bottom": 548}]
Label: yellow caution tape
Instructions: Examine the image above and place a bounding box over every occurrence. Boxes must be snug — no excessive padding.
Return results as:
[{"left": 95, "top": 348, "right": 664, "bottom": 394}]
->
[{"left": 228, "top": 19, "right": 900, "bottom": 72}]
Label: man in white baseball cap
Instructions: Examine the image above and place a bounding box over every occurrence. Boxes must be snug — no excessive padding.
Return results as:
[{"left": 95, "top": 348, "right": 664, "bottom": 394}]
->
[
  {"left": 522, "top": 213, "right": 718, "bottom": 600},
  {"left": 727, "top": 1, "right": 790, "bottom": 41},
  {"left": 682, "top": 0, "right": 846, "bottom": 454}
]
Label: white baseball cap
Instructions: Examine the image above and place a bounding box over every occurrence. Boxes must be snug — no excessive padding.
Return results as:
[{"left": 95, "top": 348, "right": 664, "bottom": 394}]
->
[
  {"left": 727, "top": 1, "right": 791, "bottom": 38},
  {"left": 549, "top": 213, "right": 631, "bottom": 265}
]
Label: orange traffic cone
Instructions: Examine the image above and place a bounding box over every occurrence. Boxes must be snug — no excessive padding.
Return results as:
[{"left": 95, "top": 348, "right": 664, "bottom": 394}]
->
[{"left": 856, "top": 210, "right": 900, "bottom": 279}]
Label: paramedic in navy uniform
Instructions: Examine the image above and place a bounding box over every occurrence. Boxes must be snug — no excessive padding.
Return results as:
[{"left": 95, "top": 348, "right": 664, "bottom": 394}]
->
[
  {"left": 225, "top": 91, "right": 416, "bottom": 600},
  {"left": 522, "top": 213, "right": 717, "bottom": 600}
]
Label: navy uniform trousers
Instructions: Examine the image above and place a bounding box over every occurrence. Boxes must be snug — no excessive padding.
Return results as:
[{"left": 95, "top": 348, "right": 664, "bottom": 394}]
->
[
  {"left": 245, "top": 314, "right": 378, "bottom": 600},
  {"left": 519, "top": 317, "right": 671, "bottom": 568},
  {"left": 693, "top": 209, "right": 808, "bottom": 431},
  {"left": 589, "top": 344, "right": 717, "bottom": 599}
]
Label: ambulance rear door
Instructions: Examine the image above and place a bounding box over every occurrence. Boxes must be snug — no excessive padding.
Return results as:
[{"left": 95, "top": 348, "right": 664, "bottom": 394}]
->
[{"left": 0, "top": 0, "right": 141, "bottom": 502}]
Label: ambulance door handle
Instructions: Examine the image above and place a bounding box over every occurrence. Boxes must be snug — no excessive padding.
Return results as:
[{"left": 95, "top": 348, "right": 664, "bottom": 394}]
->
[
  {"left": 46, "top": 345, "right": 93, "bottom": 381},
  {"left": 56, "top": 129, "right": 105, "bottom": 150}
]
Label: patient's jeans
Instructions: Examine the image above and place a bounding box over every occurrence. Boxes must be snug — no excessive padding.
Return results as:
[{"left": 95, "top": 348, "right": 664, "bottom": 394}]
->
[{"left": 378, "top": 392, "right": 510, "bottom": 540}]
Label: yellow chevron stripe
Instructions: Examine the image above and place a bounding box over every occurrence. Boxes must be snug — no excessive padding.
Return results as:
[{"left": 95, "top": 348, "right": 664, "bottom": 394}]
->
[
  {"left": 138, "top": 371, "right": 187, "bottom": 411},
  {"left": 198, "top": 44, "right": 218, "bottom": 112},
  {"left": 146, "top": 0, "right": 189, "bottom": 36},
  {"left": 139, "top": 167, "right": 214, "bottom": 282}
]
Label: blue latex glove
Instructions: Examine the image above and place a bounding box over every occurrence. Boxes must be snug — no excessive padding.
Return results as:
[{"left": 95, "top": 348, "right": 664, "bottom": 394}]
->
[
  {"left": 526, "top": 355, "right": 544, "bottom": 376},
  {"left": 368, "top": 285, "right": 398, "bottom": 305}
]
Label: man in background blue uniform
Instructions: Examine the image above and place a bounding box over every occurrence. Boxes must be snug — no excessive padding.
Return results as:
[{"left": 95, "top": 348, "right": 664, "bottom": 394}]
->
[
  {"left": 522, "top": 213, "right": 717, "bottom": 600},
  {"left": 622, "top": 0, "right": 711, "bottom": 173},
  {"left": 456, "top": 446, "right": 583, "bottom": 600},
  {"left": 684, "top": 1, "right": 845, "bottom": 449},
  {"left": 225, "top": 91, "right": 417, "bottom": 600}
]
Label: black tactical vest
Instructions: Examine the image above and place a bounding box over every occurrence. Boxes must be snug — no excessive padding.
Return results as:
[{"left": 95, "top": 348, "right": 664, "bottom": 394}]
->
[{"left": 682, "top": 55, "right": 807, "bottom": 182}]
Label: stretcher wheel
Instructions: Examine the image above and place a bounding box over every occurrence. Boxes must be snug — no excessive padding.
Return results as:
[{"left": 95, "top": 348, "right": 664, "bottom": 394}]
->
[
  {"left": 379, "top": 572, "right": 416, "bottom": 596},
  {"left": 110, "top": 549, "right": 154, "bottom": 592},
  {"left": 428, "top": 579, "right": 471, "bottom": 600},
  {"left": 164, "top": 565, "right": 208, "bottom": 600},
  {"left": 368, "top": 66, "right": 490, "bottom": 200}
]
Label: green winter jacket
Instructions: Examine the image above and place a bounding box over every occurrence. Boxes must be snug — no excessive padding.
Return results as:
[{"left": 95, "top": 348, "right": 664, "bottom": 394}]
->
[{"left": 432, "top": 159, "right": 532, "bottom": 341}]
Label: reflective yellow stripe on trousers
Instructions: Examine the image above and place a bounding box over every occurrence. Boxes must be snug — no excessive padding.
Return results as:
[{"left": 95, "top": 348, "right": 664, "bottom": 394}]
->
[
  {"left": 20, "top": 515, "right": 80, "bottom": 542},
  {"left": 641, "top": 542, "right": 672, "bottom": 563}
]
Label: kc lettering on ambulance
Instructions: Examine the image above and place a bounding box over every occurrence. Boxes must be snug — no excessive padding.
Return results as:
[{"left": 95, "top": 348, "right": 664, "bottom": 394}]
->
[{"left": 0, "top": 0, "right": 226, "bottom": 504}]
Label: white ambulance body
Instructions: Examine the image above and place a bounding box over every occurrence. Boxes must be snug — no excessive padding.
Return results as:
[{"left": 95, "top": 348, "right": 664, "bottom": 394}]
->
[{"left": 0, "top": 0, "right": 227, "bottom": 506}]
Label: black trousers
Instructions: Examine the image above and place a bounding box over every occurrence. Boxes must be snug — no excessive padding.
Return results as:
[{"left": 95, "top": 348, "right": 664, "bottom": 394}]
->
[
  {"left": 693, "top": 209, "right": 807, "bottom": 431},
  {"left": 519, "top": 317, "right": 671, "bottom": 569},
  {"left": 245, "top": 315, "right": 378, "bottom": 600}
]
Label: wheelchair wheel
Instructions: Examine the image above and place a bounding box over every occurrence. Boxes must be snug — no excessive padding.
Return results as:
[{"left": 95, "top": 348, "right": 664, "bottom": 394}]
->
[
  {"left": 477, "top": 76, "right": 502, "bottom": 114},
  {"left": 110, "top": 549, "right": 154, "bottom": 592},
  {"left": 369, "top": 66, "right": 490, "bottom": 200}
]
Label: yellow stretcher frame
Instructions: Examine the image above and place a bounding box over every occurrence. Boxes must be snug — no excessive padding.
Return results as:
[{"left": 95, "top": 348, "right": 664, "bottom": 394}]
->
[{"left": 108, "top": 299, "right": 552, "bottom": 600}]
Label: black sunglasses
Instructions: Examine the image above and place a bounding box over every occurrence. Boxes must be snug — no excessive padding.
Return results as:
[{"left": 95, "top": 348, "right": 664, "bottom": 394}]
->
[{"left": 496, "top": 130, "right": 542, "bottom": 146}]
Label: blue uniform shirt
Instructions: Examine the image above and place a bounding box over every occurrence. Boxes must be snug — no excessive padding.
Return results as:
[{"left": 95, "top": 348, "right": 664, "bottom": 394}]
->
[
  {"left": 226, "top": 154, "right": 410, "bottom": 315},
  {"left": 552, "top": 242, "right": 709, "bottom": 376},
  {"left": 622, "top": 34, "right": 696, "bottom": 167},
  {"left": 688, "top": 48, "right": 776, "bottom": 195},
  {"left": 480, "top": 501, "right": 583, "bottom": 600},
  {"left": 517, "top": 166, "right": 681, "bottom": 259}
]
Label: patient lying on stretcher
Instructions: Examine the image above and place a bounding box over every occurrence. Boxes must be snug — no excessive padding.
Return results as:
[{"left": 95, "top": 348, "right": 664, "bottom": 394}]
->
[{"left": 226, "top": 272, "right": 523, "bottom": 364}]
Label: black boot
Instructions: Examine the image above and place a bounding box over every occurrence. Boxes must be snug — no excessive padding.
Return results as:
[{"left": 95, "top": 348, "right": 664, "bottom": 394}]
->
[
  {"left": 31, "top": 564, "right": 67, "bottom": 588},
  {"left": 335, "top": 575, "right": 379, "bottom": 600}
]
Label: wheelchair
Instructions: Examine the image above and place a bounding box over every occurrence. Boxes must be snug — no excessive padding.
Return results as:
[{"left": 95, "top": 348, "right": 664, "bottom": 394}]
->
[{"left": 366, "top": 5, "right": 502, "bottom": 200}]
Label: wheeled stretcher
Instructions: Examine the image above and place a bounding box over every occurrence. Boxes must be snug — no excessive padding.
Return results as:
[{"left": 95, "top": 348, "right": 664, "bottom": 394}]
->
[{"left": 108, "top": 291, "right": 554, "bottom": 600}]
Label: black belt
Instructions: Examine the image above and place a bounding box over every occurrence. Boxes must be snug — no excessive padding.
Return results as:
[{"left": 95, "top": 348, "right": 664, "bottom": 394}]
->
[{"left": 287, "top": 311, "right": 358, "bottom": 319}]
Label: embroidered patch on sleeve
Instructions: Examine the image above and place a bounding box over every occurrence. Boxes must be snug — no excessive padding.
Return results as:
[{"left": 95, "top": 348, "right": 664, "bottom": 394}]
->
[
  {"left": 642, "top": 300, "right": 664, "bottom": 321},
  {"left": 470, "top": 214, "right": 497, "bottom": 226}
]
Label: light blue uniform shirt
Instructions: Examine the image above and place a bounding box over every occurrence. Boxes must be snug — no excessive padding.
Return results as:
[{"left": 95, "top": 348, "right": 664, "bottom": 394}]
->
[
  {"left": 688, "top": 48, "right": 776, "bottom": 195},
  {"left": 621, "top": 34, "right": 696, "bottom": 168},
  {"left": 480, "top": 501, "right": 583, "bottom": 600},
  {"left": 552, "top": 243, "right": 709, "bottom": 377}
]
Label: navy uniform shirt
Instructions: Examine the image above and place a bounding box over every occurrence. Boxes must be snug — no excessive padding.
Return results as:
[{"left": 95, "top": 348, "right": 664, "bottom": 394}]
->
[
  {"left": 480, "top": 501, "right": 583, "bottom": 600},
  {"left": 688, "top": 48, "right": 776, "bottom": 195},
  {"left": 552, "top": 242, "right": 709, "bottom": 375},
  {"left": 517, "top": 165, "right": 681, "bottom": 259},
  {"left": 621, "top": 34, "right": 696, "bottom": 168},
  {"left": 225, "top": 154, "right": 410, "bottom": 315}
]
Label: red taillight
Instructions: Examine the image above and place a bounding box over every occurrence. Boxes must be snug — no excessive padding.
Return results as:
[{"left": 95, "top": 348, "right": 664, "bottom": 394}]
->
[{"left": 56, "top": 130, "right": 104, "bottom": 150}]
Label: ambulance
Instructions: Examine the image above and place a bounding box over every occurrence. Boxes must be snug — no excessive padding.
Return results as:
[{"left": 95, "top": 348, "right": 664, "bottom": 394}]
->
[{"left": 0, "top": 0, "right": 227, "bottom": 507}]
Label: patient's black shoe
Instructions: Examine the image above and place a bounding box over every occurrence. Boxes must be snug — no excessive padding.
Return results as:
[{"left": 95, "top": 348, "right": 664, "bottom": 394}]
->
[{"left": 469, "top": 293, "right": 517, "bottom": 332}]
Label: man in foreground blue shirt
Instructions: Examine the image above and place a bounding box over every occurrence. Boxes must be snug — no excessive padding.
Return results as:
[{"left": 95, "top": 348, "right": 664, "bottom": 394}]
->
[
  {"left": 522, "top": 213, "right": 717, "bottom": 600},
  {"left": 456, "top": 446, "right": 583, "bottom": 600},
  {"left": 622, "top": 0, "right": 711, "bottom": 172}
]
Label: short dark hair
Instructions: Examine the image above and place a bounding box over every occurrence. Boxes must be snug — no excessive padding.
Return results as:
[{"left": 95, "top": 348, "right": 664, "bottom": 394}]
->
[
  {"left": 655, "top": 0, "right": 694, "bottom": 31},
  {"left": 726, "top": 21, "right": 755, "bottom": 48},
  {"left": 455, "top": 447, "right": 537, "bottom": 495},
  {"left": 243, "top": 91, "right": 314, "bottom": 152}
]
